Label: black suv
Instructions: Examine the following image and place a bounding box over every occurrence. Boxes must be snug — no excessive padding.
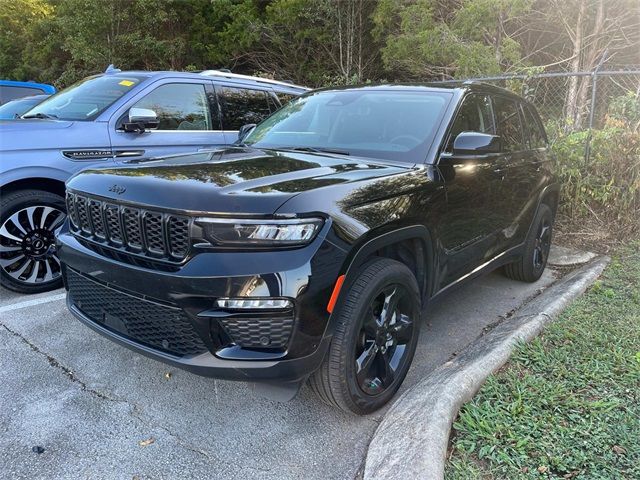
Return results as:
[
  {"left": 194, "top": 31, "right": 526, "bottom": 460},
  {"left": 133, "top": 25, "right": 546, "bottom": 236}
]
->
[{"left": 57, "top": 83, "right": 559, "bottom": 414}]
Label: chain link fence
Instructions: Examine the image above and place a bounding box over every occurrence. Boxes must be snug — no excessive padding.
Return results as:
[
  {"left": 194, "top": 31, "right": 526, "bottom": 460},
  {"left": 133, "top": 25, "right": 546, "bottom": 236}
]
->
[
  {"left": 441, "top": 66, "right": 640, "bottom": 164},
  {"left": 439, "top": 66, "right": 640, "bottom": 242}
]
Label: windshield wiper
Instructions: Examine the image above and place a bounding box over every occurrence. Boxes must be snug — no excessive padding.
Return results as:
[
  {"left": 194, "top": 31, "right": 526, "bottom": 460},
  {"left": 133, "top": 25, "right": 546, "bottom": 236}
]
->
[
  {"left": 281, "top": 146, "right": 350, "bottom": 156},
  {"left": 22, "top": 112, "right": 58, "bottom": 119}
]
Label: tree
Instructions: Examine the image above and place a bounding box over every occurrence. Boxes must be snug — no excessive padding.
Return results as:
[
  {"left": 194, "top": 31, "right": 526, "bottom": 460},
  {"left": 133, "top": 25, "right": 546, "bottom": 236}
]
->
[
  {"left": 373, "top": 0, "right": 534, "bottom": 80},
  {"left": 48, "top": 0, "right": 191, "bottom": 85},
  {"left": 517, "top": 0, "right": 640, "bottom": 130},
  {"left": 0, "top": 0, "right": 53, "bottom": 81}
]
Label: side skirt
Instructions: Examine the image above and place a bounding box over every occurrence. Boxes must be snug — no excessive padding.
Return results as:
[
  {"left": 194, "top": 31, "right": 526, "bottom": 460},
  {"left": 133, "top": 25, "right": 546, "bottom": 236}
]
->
[{"left": 426, "top": 243, "right": 525, "bottom": 307}]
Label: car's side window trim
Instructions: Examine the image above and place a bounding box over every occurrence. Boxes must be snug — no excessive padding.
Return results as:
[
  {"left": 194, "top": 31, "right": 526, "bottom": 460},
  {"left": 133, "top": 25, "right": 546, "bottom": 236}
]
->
[
  {"left": 443, "top": 92, "right": 496, "bottom": 153},
  {"left": 492, "top": 94, "right": 527, "bottom": 154},
  {"left": 112, "top": 79, "right": 218, "bottom": 132},
  {"left": 205, "top": 81, "right": 224, "bottom": 132},
  {"left": 522, "top": 103, "right": 548, "bottom": 150},
  {"left": 520, "top": 102, "right": 534, "bottom": 150}
]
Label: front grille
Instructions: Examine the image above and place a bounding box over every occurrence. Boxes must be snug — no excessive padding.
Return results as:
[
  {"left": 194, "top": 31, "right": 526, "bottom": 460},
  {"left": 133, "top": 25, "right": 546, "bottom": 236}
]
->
[
  {"left": 66, "top": 269, "right": 208, "bottom": 357},
  {"left": 219, "top": 314, "right": 294, "bottom": 349},
  {"left": 66, "top": 192, "right": 190, "bottom": 262}
]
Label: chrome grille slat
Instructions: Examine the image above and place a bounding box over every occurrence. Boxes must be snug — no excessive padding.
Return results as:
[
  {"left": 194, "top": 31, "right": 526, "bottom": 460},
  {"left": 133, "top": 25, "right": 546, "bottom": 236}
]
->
[{"left": 66, "top": 192, "right": 190, "bottom": 262}]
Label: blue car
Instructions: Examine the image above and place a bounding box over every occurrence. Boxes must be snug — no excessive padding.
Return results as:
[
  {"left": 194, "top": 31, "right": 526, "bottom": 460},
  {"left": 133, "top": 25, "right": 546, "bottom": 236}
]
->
[
  {"left": 0, "top": 80, "right": 56, "bottom": 104},
  {"left": 0, "top": 67, "right": 308, "bottom": 293},
  {"left": 0, "top": 94, "right": 50, "bottom": 119}
]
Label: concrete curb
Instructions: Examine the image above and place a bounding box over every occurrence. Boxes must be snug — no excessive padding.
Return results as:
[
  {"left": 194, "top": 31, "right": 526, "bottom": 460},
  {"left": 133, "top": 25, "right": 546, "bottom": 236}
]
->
[{"left": 364, "top": 256, "right": 610, "bottom": 480}]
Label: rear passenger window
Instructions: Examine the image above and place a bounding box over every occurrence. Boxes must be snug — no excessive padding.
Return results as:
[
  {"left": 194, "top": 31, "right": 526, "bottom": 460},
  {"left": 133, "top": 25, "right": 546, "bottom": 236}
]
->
[
  {"left": 0, "top": 86, "right": 41, "bottom": 104},
  {"left": 523, "top": 105, "right": 547, "bottom": 148},
  {"left": 219, "top": 87, "right": 272, "bottom": 130},
  {"left": 133, "top": 83, "right": 212, "bottom": 130},
  {"left": 493, "top": 96, "right": 525, "bottom": 152},
  {"left": 446, "top": 94, "right": 495, "bottom": 151},
  {"left": 276, "top": 92, "right": 297, "bottom": 106}
]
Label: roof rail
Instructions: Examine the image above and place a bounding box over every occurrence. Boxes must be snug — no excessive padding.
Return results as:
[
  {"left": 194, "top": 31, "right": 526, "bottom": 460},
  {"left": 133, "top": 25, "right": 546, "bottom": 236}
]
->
[{"left": 199, "top": 70, "right": 309, "bottom": 90}]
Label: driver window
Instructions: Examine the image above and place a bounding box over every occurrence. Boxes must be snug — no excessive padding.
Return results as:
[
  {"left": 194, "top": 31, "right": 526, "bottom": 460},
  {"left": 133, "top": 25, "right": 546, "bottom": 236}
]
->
[
  {"left": 132, "top": 83, "right": 213, "bottom": 131},
  {"left": 446, "top": 94, "right": 495, "bottom": 151}
]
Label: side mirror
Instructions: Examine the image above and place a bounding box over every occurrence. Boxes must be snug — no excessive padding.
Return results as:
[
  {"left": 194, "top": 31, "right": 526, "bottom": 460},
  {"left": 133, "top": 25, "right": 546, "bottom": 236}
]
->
[
  {"left": 237, "top": 123, "right": 257, "bottom": 143},
  {"left": 452, "top": 131, "right": 501, "bottom": 155},
  {"left": 123, "top": 107, "right": 159, "bottom": 133}
]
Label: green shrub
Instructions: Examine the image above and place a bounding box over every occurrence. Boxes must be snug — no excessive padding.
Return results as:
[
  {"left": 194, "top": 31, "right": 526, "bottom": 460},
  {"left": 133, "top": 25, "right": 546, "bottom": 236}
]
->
[
  {"left": 549, "top": 124, "right": 640, "bottom": 235},
  {"left": 608, "top": 91, "right": 640, "bottom": 131}
]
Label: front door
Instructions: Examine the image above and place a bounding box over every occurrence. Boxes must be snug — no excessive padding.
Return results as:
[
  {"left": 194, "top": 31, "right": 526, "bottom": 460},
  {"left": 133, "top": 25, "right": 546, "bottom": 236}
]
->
[
  {"left": 109, "top": 81, "right": 226, "bottom": 162},
  {"left": 436, "top": 93, "right": 507, "bottom": 286}
]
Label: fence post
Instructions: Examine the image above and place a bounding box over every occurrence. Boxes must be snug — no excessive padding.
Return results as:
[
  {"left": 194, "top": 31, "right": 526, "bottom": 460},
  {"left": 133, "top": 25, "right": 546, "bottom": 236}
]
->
[{"left": 584, "top": 49, "right": 609, "bottom": 166}]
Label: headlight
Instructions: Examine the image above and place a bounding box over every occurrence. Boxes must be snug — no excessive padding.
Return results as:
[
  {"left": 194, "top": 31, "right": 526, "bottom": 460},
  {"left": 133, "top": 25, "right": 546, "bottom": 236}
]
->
[{"left": 195, "top": 217, "right": 324, "bottom": 248}]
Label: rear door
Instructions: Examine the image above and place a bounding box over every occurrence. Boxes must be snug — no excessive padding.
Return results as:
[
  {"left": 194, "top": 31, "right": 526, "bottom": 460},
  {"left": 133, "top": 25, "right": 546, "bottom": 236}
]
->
[
  {"left": 109, "top": 79, "right": 225, "bottom": 161},
  {"left": 491, "top": 95, "right": 540, "bottom": 252},
  {"left": 214, "top": 84, "right": 279, "bottom": 143}
]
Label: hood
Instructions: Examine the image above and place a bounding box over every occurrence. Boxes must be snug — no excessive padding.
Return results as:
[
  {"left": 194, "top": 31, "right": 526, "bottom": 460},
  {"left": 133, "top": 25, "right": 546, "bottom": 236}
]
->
[
  {"left": 66, "top": 147, "right": 415, "bottom": 215},
  {"left": 0, "top": 119, "right": 86, "bottom": 151},
  {"left": 1, "top": 119, "right": 110, "bottom": 154}
]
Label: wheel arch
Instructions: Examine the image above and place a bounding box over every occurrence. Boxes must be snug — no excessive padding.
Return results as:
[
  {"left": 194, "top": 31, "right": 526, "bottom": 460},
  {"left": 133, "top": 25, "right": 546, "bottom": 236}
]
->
[
  {"left": 336, "top": 225, "right": 436, "bottom": 310},
  {"left": 539, "top": 183, "right": 561, "bottom": 217},
  {"left": 1, "top": 177, "right": 66, "bottom": 199}
]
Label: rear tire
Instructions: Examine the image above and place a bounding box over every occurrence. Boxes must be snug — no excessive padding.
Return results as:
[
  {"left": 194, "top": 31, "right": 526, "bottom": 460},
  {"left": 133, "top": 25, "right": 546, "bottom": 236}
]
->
[
  {"left": 0, "top": 189, "right": 66, "bottom": 293},
  {"left": 309, "top": 258, "right": 421, "bottom": 415},
  {"left": 503, "top": 203, "right": 553, "bottom": 283}
]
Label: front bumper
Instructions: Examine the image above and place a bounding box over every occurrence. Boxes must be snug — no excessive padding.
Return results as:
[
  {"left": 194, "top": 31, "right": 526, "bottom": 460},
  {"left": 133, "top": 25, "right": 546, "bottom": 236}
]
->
[{"left": 57, "top": 227, "right": 346, "bottom": 383}]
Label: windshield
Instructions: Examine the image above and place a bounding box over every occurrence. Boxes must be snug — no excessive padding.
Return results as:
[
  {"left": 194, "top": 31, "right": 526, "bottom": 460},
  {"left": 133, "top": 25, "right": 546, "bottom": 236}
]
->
[
  {"left": 0, "top": 96, "right": 47, "bottom": 119},
  {"left": 22, "top": 75, "right": 146, "bottom": 121},
  {"left": 244, "top": 89, "right": 451, "bottom": 163}
]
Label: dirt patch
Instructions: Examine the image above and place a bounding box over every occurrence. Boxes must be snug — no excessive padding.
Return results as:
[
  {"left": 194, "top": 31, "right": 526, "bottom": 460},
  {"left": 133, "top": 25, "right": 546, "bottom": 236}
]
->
[{"left": 554, "top": 215, "right": 634, "bottom": 255}]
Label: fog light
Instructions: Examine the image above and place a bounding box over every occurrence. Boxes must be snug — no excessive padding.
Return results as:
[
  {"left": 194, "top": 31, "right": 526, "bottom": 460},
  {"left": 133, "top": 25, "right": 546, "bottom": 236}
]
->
[{"left": 216, "top": 298, "right": 293, "bottom": 309}]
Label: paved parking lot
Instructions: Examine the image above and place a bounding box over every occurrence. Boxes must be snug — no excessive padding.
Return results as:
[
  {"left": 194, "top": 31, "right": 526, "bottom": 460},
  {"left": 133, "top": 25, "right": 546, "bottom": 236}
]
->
[{"left": 0, "top": 268, "right": 555, "bottom": 480}]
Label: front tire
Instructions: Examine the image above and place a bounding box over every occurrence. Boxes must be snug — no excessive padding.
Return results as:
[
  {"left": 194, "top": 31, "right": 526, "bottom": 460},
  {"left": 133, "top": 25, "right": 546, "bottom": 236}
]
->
[
  {"left": 309, "top": 258, "right": 421, "bottom": 414},
  {"left": 0, "top": 189, "right": 66, "bottom": 293},
  {"left": 503, "top": 203, "right": 553, "bottom": 283}
]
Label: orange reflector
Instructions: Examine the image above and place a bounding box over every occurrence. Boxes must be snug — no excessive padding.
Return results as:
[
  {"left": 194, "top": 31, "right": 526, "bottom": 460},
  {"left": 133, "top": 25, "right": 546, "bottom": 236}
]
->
[{"left": 327, "top": 274, "right": 346, "bottom": 314}]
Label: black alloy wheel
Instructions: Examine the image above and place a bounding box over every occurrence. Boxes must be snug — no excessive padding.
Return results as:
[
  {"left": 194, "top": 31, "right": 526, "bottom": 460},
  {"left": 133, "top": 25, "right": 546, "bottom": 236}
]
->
[
  {"left": 503, "top": 203, "right": 554, "bottom": 283},
  {"left": 533, "top": 219, "right": 552, "bottom": 271},
  {"left": 309, "top": 258, "right": 421, "bottom": 414},
  {"left": 0, "top": 190, "right": 66, "bottom": 293},
  {"left": 355, "top": 284, "right": 416, "bottom": 396}
]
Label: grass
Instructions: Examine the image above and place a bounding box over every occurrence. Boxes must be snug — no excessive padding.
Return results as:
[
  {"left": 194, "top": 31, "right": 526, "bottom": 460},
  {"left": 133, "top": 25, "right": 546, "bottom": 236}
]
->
[{"left": 445, "top": 244, "right": 640, "bottom": 480}]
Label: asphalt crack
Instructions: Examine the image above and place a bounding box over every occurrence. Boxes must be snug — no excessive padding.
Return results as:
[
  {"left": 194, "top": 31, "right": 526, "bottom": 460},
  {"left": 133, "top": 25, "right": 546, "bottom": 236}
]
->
[
  {"left": 0, "top": 322, "right": 113, "bottom": 401},
  {"left": 0, "top": 321, "right": 273, "bottom": 474}
]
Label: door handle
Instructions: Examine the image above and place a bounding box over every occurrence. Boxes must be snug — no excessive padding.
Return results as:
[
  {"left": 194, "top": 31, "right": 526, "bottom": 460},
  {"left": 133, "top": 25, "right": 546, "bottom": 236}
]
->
[
  {"left": 114, "top": 150, "right": 145, "bottom": 158},
  {"left": 198, "top": 146, "right": 224, "bottom": 152}
]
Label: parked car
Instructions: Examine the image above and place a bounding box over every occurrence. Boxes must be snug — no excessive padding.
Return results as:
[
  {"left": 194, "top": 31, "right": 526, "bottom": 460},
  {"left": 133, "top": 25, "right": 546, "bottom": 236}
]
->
[
  {"left": 0, "top": 94, "right": 50, "bottom": 119},
  {"left": 0, "top": 66, "right": 308, "bottom": 293},
  {"left": 56, "top": 83, "right": 559, "bottom": 414},
  {"left": 0, "top": 80, "right": 56, "bottom": 104}
]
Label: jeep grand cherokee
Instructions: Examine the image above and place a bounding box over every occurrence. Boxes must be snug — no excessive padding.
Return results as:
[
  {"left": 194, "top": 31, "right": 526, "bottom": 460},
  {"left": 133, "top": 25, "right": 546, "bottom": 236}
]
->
[
  {"left": 57, "top": 83, "right": 559, "bottom": 414},
  {"left": 0, "top": 67, "right": 307, "bottom": 293}
]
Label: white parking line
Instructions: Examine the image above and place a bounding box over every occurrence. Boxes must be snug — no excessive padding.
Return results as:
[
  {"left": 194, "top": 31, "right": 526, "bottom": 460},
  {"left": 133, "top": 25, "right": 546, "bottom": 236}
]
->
[{"left": 0, "top": 292, "right": 67, "bottom": 314}]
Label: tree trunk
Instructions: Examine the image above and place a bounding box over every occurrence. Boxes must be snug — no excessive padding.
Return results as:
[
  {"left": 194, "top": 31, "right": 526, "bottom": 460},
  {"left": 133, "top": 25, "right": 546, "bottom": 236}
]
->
[
  {"left": 563, "top": 0, "right": 585, "bottom": 131},
  {"left": 573, "top": 0, "right": 606, "bottom": 130}
]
